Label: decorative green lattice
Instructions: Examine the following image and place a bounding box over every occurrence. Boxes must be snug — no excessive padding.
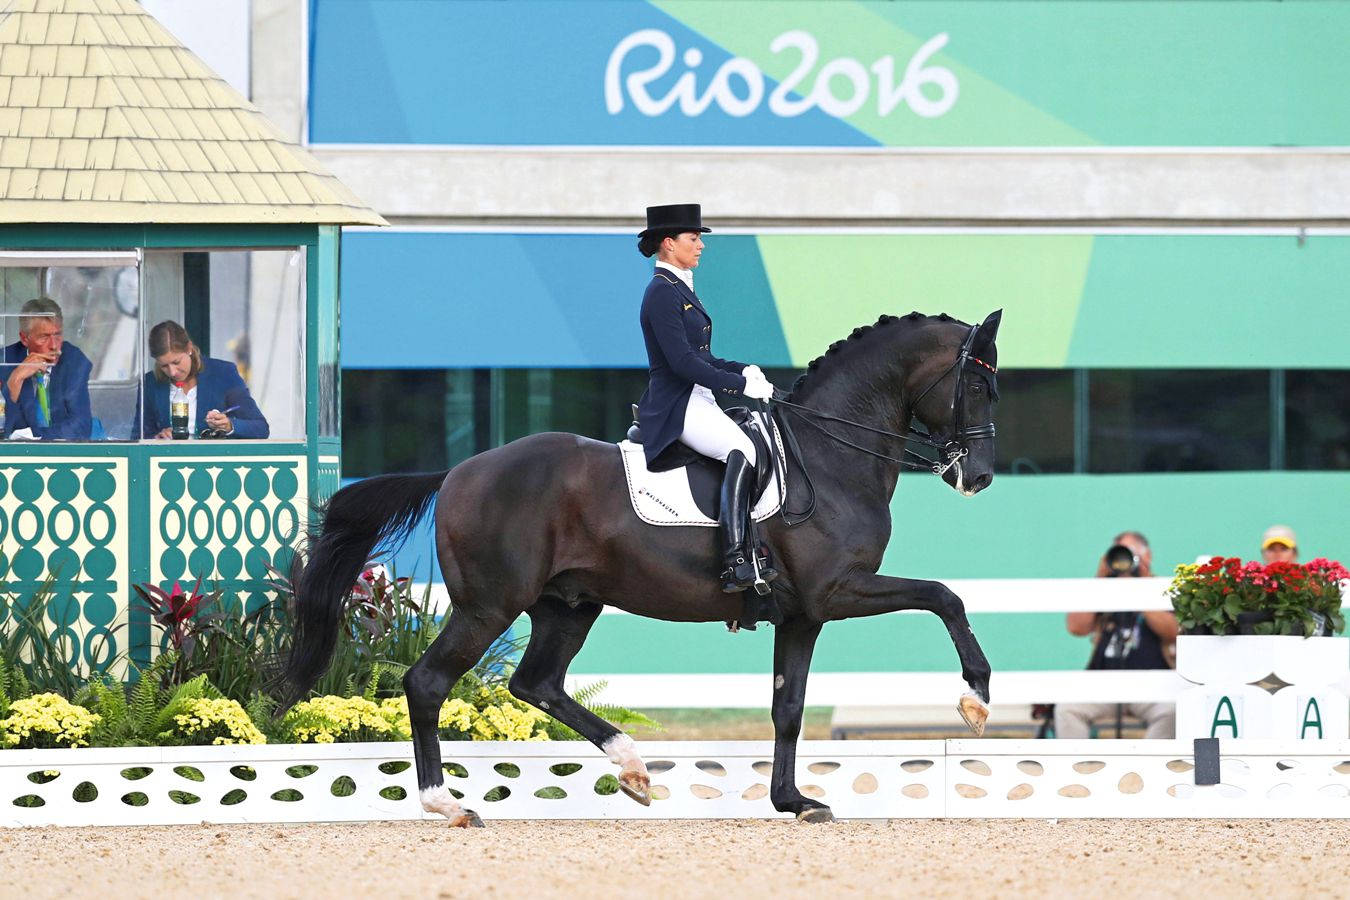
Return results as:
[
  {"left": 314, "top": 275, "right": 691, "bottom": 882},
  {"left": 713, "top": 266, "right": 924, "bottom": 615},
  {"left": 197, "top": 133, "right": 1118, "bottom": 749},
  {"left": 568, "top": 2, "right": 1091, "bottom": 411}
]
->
[
  {"left": 0, "top": 460, "right": 128, "bottom": 674},
  {"left": 151, "top": 457, "right": 307, "bottom": 619}
]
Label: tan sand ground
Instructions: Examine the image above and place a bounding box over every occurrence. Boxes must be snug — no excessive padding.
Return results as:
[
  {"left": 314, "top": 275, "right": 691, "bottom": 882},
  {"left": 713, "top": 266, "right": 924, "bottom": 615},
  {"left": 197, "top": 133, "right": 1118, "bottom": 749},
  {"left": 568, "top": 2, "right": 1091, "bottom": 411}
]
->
[{"left": 2, "top": 818, "right": 1345, "bottom": 899}]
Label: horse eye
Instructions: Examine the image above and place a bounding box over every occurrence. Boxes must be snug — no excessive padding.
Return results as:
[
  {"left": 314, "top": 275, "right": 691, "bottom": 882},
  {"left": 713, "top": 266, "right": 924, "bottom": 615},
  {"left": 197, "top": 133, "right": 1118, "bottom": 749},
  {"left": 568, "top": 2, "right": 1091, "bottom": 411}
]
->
[{"left": 970, "top": 383, "right": 983, "bottom": 394}]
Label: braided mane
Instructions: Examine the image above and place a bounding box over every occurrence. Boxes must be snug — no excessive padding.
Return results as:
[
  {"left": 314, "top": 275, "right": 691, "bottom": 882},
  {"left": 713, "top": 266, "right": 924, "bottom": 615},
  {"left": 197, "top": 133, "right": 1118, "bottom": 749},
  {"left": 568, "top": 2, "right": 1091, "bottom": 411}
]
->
[{"left": 787, "top": 311, "right": 963, "bottom": 400}]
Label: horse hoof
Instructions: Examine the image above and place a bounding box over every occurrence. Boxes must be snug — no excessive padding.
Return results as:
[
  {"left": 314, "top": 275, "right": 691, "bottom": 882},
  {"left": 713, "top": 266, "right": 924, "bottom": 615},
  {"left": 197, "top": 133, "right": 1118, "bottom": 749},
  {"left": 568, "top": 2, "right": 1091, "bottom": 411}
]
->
[
  {"left": 448, "top": 810, "right": 485, "bottom": 828},
  {"left": 958, "top": 692, "right": 989, "bottom": 738},
  {"left": 619, "top": 769, "right": 652, "bottom": 807},
  {"left": 796, "top": 807, "right": 835, "bottom": 824}
]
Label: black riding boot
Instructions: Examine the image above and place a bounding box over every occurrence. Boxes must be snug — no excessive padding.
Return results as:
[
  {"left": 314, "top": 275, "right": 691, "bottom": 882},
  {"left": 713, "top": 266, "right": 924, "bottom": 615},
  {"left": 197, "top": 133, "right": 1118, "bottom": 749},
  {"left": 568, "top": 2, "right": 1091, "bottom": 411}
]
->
[{"left": 719, "top": 450, "right": 770, "bottom": 593}]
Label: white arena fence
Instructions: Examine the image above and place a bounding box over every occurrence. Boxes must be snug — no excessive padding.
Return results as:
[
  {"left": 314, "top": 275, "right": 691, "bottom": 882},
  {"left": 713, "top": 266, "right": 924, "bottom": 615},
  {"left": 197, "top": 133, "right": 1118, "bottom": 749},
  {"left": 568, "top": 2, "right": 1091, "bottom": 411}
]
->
[{"left": 6, "top": 739, "right": 1350, "bottom": 827}]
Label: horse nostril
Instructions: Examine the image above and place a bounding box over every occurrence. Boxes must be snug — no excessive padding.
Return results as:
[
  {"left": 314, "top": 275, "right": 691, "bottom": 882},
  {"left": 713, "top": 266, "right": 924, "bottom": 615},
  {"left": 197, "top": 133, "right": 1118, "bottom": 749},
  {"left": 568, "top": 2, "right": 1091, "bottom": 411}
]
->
[{"left": 971, "top": 473, "right": 992, "bottom": 492}]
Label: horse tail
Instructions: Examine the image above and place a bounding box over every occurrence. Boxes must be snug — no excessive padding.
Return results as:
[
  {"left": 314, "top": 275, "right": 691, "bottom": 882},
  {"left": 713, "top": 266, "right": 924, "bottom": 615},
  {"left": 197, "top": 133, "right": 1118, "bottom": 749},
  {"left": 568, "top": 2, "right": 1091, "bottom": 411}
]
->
[{"left": 282, "top": 470, "right": 448, "bottom": 707}]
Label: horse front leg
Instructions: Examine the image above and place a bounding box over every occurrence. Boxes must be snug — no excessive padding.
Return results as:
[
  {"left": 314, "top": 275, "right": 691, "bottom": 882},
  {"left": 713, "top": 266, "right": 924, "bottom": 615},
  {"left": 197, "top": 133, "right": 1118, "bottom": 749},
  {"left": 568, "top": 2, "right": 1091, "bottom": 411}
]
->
[
  {"left": 831, "top": 572, "right": 992, "bottom": 736},
  {"left": 769, "top": 617, "right": 831, "bottom": 822}
]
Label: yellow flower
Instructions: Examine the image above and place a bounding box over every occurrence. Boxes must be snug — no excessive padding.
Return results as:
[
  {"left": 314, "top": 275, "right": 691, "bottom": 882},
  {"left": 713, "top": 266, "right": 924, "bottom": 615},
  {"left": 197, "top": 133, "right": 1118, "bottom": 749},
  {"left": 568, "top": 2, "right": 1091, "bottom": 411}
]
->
[
  {"left": 170, "top": 698, "right": 265, "bottom": 745},
  {"left": 285, "top": 695, "right": 394, "bottom": 744},
  {"left": 0, "top": 694, "right": 101, "bottom": 749},
  {"left": 370, "top": 691, "right": 549, "bottom": 742}
]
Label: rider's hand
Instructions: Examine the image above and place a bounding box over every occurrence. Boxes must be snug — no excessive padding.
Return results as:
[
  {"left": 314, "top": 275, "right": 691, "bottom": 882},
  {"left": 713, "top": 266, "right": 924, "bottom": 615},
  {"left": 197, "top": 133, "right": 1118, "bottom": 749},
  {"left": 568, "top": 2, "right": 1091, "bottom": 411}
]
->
[
  {"left": 743, "top": 374, "right": 775, "bottom": 401},
  {"left": 742, "top": 364, "right": 764, "bottom": 382}
]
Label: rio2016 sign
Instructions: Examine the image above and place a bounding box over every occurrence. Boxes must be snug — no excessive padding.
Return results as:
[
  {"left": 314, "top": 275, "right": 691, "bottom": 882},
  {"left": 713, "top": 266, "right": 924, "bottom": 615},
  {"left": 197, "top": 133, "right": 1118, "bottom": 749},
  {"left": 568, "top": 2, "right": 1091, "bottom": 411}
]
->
[{"left": 605, "top": 29, "right": 958, "bottom": 120}]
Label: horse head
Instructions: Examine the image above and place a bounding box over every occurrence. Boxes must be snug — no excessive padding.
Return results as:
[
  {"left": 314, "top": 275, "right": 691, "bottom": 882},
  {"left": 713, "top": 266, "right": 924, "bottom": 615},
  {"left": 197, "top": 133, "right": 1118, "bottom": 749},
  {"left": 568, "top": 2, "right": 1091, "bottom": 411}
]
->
[{"left": 908, "top": 309, "right": 1001, "bottom": 497}]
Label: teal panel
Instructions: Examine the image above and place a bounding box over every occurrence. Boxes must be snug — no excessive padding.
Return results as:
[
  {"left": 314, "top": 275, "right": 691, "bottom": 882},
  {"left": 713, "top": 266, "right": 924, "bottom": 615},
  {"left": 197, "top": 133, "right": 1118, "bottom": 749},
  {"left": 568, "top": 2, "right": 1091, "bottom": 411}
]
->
[
  {"left": 564, "top": 611, "right": 1085, "bottom": 678},
  {"left": 694, "top": 236, "right": 792, "bottom": 366},
  {"left": 882, "top": 472, "right": 1350, "bottom": 580},
  {"left": 0, "top": 224, "right": 319, "bottom": 249},
  {"left": 1070, "top": 235, "right": 1350, "bottom": 369},
  {"left": 341, "top": 231, "right": 1350, "bottom": 371},
  {"left": 862, "top": 1, "right": 1350, "bottom": 146}
]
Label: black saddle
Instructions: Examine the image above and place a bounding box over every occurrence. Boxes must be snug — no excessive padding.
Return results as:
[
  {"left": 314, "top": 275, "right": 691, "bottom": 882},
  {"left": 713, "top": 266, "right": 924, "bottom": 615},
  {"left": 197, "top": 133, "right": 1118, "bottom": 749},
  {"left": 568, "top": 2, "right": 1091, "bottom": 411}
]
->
[{"left": 627, "top": 404, "right": 775, "bottom": 522}]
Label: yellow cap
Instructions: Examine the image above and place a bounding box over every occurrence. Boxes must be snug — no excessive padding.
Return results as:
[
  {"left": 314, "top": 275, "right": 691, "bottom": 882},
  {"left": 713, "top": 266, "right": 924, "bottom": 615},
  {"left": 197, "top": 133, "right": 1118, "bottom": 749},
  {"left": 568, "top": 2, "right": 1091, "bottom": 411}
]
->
[{"left": 1261, "top": 524, "right": 1297, "bottom": 550}]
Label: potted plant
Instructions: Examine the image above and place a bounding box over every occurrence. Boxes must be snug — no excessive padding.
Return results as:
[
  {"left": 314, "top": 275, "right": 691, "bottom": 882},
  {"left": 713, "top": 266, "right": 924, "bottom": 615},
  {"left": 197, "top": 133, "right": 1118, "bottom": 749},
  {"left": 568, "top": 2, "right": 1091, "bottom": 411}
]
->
[{"left": 1169, "top": 557, "right": 1347, "bottom": 637}]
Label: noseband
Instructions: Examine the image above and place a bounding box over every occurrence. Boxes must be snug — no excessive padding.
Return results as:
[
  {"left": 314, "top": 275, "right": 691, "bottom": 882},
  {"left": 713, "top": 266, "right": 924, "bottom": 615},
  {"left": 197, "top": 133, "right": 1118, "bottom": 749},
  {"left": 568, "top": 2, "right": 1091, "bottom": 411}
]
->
[{"left": 767, "top": 323, "right": 997, "bottom": 524}]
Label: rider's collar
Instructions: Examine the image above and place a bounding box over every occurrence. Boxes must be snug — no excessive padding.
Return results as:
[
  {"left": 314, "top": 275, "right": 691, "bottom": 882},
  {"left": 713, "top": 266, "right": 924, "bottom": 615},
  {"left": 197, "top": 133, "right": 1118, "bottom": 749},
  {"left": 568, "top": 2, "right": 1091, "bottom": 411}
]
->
[{"left": 655, "top": 261, "right": 694, "bottom": 293}]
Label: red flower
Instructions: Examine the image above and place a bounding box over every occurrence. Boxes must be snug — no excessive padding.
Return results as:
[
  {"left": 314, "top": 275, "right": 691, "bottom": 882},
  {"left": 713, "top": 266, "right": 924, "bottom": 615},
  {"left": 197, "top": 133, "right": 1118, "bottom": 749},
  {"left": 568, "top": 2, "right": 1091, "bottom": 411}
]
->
[{"left": 166, "top": 581, "right": 205, "bottom": 623}]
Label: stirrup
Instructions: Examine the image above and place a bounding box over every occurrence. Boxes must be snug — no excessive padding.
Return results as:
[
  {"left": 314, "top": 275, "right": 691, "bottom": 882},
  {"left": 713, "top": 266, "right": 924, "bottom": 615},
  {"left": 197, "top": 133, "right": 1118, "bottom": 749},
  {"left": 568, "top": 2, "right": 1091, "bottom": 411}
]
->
[{"left": 721, "top": 555, "right": 756, "bottom": 593}]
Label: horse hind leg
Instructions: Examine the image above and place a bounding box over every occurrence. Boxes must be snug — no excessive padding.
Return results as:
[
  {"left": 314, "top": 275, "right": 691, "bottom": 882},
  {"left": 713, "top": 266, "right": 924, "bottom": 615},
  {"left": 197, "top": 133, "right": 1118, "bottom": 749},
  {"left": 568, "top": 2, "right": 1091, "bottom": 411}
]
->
[
  {"left": 405, "top": 609, "right": 513, "bottom": 827},
  {"left": 509, "top": 597, "right": 652, "bottom": 806}
]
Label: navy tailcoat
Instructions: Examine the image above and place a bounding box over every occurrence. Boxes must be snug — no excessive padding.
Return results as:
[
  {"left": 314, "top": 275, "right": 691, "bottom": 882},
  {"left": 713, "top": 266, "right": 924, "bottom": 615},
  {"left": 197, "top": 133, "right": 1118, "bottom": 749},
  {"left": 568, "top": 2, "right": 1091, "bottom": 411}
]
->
[{"left": 637, "top": 270, "right": 747, "bottom": 468}]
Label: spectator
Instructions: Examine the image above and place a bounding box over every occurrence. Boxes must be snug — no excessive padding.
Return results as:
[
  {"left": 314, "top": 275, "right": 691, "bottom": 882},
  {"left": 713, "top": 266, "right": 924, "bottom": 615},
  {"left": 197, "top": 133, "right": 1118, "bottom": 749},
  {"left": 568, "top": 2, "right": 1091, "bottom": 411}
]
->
[
  {"left": 1261, "top": 524, "right": 1298, "bottom": 564},
  {"left": 136, "top": 320, "right": 269, "bottom": 439},
  {"left": 1055, "top": 531, "right": 1178, "bottom": 739},
  {"left": 2, "top": 297, "right": 93, "bottom": 440}
]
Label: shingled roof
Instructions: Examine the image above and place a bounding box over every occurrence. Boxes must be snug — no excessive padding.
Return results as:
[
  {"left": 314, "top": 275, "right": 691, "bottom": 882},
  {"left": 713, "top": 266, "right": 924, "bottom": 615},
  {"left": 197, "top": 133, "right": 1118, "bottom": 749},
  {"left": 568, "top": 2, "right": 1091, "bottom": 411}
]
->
[{"left": 0, "top": 0, "right": 386, "bottom": 225}]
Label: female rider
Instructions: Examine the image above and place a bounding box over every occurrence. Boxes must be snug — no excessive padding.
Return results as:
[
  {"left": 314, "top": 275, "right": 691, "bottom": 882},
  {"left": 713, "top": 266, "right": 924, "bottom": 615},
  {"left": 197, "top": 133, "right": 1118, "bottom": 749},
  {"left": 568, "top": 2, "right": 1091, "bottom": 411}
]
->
[{"left": 636, "top": 204, "right": 777, "bottom": 593}]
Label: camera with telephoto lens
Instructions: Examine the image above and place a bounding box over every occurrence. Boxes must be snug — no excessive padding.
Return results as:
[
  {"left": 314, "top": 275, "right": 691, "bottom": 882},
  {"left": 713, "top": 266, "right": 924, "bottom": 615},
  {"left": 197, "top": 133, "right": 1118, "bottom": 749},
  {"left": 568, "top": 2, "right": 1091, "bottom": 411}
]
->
[{"left": 1104, "top": 543, "right": 1140, "bottom": 577}]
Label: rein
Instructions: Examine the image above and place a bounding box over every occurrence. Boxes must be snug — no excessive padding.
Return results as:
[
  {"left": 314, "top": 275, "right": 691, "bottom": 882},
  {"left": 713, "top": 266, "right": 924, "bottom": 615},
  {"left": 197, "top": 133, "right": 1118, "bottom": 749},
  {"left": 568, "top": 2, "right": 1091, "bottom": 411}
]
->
[{"left": 763, "top": 323, "right": 997, "bottom": 526}]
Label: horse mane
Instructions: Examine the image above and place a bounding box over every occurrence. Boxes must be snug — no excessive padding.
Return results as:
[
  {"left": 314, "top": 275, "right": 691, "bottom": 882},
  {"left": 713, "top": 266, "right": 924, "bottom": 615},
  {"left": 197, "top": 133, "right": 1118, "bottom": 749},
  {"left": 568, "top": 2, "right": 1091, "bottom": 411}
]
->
[{"left": 787, "top": 311, "right": 966, "bottom": 400}]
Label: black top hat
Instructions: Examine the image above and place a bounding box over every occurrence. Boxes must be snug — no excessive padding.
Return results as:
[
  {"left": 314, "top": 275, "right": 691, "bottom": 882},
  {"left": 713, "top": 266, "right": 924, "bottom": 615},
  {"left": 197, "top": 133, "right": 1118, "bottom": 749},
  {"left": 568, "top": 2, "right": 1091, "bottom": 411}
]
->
[{"left": 639, "top": 204, "right": 711, "bottom": 238}]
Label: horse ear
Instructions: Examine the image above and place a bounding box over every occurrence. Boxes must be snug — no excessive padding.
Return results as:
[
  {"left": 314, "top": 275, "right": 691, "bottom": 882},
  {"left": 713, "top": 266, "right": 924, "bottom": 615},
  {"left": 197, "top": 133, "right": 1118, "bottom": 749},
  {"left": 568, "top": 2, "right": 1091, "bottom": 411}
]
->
[{"left": 971, "top": 309, "right": 1002, "bottom": 355}]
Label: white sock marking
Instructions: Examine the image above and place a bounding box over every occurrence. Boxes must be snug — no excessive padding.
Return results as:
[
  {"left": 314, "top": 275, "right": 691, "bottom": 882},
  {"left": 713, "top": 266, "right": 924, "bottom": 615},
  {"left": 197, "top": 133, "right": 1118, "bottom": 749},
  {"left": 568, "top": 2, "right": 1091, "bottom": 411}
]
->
[
  {"left": 602, "top": 733, "right": 649, "bottom": 777},
  {"left": 420, "top": 785, "right": 464, "bottom": 819}
]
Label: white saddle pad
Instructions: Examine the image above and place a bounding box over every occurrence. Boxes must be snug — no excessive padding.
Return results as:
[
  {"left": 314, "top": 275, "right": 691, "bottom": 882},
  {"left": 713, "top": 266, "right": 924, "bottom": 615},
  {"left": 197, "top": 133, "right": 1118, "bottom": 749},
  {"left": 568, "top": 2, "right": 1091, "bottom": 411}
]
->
[{"left": 618, "top": 411, "right": 786, "bottom": 527}]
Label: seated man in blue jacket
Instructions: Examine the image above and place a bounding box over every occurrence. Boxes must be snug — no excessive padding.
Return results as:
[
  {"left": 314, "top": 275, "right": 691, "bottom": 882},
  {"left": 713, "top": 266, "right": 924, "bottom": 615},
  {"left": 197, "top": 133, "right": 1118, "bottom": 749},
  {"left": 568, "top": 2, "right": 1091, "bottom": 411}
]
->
[{"left": 3, "top": 297, "right": 93, "bottom": 441}]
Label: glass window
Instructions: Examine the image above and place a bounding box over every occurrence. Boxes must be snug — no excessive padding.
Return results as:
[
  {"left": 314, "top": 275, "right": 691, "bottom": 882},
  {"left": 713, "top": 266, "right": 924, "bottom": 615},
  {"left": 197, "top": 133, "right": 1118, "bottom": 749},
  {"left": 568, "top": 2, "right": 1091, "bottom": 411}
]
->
[
  {"left": 994, "top": 369, "right": 1075, "bottom": 474},
  {"left": 498, "top": 369, "right": 650, "bottom": 446},
  {"left": 1286, "top": 370, "right": 1350, "bottom": 470},
  {"left": 1089, "top": 369, "right": 1269, "bottom": 473},
  {"left": 0, "top": 251, "right": 141, "bottom": 441},
  {"left": 342, "top": 369, "right": 455, "bottom": 476},
  {"left": 143, "top": 248, "right": 306, "bottom": 440}
]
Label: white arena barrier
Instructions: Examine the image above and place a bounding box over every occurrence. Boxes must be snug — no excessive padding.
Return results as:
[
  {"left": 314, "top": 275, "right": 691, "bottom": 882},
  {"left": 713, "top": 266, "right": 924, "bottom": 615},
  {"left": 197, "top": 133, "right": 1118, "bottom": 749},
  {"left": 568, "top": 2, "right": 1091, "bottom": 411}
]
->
[{"left": 5, "top": 739, "right": 1350, "bottom": 826}]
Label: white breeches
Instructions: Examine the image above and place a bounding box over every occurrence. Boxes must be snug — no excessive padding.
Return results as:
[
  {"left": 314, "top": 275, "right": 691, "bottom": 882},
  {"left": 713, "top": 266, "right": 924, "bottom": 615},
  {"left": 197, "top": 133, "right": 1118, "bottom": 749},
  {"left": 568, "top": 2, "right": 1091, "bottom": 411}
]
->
[{"left": 678, "top": 386, "right": 757, "bottom": 467}]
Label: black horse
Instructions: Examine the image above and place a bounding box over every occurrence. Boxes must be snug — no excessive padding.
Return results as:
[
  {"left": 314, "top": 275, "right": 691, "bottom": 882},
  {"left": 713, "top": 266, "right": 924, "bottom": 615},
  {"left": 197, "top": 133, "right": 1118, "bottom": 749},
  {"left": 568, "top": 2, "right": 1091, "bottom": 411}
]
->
[{"left": 285, "top": 310, "right": 1002, "bottom": 825}]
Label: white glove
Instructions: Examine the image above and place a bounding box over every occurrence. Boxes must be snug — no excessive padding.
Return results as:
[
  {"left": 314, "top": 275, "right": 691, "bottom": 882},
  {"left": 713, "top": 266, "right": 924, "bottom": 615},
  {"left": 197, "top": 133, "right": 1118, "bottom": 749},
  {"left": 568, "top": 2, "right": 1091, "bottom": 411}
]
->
[
  {"left": 742, "top": 364, "right": 764, "bottom": 382},
  {"left": 743, "top": 372, "right": 775, "bottom": 401}
]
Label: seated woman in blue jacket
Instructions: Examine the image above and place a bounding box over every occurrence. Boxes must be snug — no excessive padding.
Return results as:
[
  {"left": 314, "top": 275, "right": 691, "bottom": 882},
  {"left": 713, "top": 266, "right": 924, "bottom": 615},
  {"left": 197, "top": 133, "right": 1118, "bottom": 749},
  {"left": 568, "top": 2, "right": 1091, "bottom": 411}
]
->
[{"left": 137, "top": 320, "right": 269, "bottom": 439}]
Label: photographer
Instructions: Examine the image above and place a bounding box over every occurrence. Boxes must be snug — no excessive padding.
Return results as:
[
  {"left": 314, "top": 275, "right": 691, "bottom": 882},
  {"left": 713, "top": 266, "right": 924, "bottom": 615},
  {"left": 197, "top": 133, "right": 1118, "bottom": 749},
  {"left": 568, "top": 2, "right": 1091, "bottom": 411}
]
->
[{"left": 1054, "top": 531, "right": 1178, "bottom": 739}]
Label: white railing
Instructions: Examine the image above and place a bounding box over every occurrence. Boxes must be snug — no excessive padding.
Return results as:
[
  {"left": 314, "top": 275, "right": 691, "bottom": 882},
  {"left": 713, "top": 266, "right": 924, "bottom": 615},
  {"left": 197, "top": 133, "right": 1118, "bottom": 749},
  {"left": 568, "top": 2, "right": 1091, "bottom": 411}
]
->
[
  {"left": 417, "top": 577, "right": 1179, "bottom": 618},
  {"left": 6, "top": 739, "right": 1350, "bottom": 826}
]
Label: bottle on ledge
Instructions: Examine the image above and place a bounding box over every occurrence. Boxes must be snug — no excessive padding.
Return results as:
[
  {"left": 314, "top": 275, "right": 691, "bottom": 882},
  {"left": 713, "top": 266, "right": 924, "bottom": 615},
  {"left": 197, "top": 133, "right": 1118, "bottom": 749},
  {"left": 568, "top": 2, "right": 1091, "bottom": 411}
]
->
[{"left": 170, "top": 382, "right": 190, "bottom": 440}]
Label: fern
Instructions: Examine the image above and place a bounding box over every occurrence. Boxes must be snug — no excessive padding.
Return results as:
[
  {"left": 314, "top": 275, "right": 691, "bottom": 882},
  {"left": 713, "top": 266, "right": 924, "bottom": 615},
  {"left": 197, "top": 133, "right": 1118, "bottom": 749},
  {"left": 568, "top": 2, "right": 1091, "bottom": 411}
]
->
[
  {"left": 0, "top": 657, "right": 29, "bottom": 715},
  {"left": 539, "top": 679, "right": 664, "bottom": 740},
  {"left": 362, "top": 664, "right": 382, "bottom": 703},
  {"left": 126, "top": 652, "right": 178, "bottom": 745},
  {"left": 586, "top": 704, "right": 663, "bottom": 732},
  {"left": 569, "top": 679, "right": 610, "bottom": 708},
  {"left": 75, "top": 676, "right": 130, "bottom": 745},
  {"left": 152, "top": 674, "right": 222, "bottom": 740},
  {"left": 245, "top": 692, "right": 288, "bottom": 744}
]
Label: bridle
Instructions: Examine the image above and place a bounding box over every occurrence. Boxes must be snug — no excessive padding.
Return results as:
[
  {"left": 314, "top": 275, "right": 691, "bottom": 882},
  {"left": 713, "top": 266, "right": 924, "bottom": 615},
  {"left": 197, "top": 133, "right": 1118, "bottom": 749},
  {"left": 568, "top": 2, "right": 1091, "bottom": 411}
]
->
[{"left": 764, "top": 323, "right": 998, "bottom": 525}]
